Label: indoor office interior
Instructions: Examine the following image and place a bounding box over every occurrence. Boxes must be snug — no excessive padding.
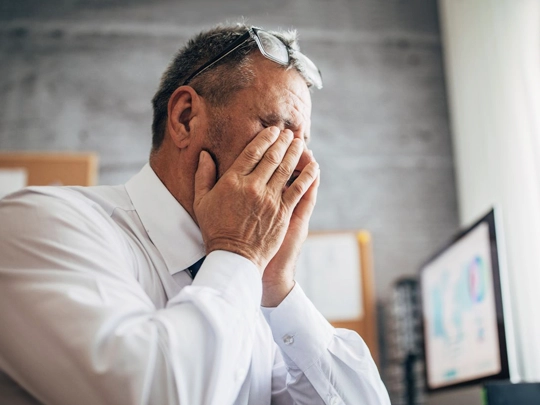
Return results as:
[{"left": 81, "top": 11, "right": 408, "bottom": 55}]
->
[{"left": 1, "top": 0, "right": 539, "bottom": 404}]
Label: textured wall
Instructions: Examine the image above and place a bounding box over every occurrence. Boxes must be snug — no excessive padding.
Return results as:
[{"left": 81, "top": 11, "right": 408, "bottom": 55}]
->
[{"left": 0, "top": 0, "right": 459, "bottom": 298}]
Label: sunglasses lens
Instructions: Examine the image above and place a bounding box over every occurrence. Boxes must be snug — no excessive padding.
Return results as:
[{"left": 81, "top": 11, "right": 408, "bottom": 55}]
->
[
  {"left": 253, "top": 28, "right": 323, "bottom": 89},
  {"left": 256, "top": 30, "right": 289, "bottom": 64}
]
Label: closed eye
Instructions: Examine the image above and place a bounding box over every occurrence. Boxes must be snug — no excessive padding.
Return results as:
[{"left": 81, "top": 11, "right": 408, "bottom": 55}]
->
[{"left": 260, "top": 116, "right": 310, "bottom": 144}]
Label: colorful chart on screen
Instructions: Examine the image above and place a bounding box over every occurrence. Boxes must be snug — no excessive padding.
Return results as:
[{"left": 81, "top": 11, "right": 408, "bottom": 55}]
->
[{"left": 421, "top": 222, "right": 501, "bottom": 389}]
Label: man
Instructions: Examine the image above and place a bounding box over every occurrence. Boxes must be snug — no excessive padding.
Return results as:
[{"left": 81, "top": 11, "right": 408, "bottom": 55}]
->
[{"left": 0, "top": 23, "right": 390, "bottom": 405}]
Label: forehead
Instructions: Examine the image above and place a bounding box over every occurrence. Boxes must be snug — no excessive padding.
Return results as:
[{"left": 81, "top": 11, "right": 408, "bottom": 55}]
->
[{"left": 244, "top": 55, "right": 312, "bottom": 123}]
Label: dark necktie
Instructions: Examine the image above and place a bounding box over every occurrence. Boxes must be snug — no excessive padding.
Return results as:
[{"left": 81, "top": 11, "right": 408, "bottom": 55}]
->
[{"left": 187, "top": 256, "right": 205, "bottom": 279}]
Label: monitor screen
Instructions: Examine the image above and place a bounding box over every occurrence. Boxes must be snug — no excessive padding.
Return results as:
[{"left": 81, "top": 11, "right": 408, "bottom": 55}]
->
[{"left": 420, "top": 209, "right": 510, "bottom": 391}]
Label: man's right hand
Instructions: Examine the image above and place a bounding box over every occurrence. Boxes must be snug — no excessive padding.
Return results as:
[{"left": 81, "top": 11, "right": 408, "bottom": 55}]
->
[{"left": 193, "top": 126, "right": 319, "bottom": 273}]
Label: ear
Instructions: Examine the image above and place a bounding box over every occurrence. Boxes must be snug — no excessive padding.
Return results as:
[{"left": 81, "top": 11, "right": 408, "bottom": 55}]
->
[{"left": 166, "top": 86, "right": 204, "bottom": 149}]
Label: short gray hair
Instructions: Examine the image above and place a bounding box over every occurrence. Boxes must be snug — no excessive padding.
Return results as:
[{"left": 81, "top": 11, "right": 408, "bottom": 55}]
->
[{"left": 151, "top": 23, "right": 306, "bottom": 151}]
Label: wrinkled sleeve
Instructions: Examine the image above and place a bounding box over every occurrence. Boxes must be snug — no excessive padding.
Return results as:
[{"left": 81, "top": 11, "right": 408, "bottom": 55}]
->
[
  {"left": 262, "top": 283, "right": 391, "bottom": 405},
  {"left": 0, "top": 190, "right": 261, "bottom": 405}
]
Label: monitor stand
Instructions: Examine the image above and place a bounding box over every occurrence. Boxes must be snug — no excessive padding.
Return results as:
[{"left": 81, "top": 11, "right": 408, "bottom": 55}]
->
[{"left": 426, "top": 385, "right": 483, "bottom": 405}]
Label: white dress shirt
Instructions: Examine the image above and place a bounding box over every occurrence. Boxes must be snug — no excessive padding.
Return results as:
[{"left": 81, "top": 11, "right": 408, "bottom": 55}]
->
[{"left": 0, "top": 164, "right": 390, "bottom": 405}]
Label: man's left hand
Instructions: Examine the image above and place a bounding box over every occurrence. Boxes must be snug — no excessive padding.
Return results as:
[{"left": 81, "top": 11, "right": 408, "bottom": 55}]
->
[{"left": 261, "top": 165, "right": 320, "bottom": 307}]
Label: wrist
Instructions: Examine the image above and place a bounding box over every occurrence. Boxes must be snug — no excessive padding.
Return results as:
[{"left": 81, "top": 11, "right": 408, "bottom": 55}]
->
[
  {"left": 206, "top": 238, "right": 264, "bottom": 273},
  {"left": 261, "top": 279, "right": 295, "bottom": 307}
]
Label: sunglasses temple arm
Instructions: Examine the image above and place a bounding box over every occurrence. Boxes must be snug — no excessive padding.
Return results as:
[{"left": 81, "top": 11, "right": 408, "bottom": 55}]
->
[{"left": 183, "top": 31, "right": 251, "bottom": 85}]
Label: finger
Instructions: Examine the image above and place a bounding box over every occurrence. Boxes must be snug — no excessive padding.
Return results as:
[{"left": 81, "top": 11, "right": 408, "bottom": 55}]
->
[
  {"left": 194, "top": 150, "right": 216, "bottom": 209},
  {"left": 291, "top": 169, "right": 320, "bottom": 222},
  {"left": 282, "top": 160, "right": 319, "bottom": 210},
  {"left": 229, "top": 126, "right": 280, "bottom": 176},
  {"left": 267, "top": 138, "right": 304, "bottom": 191},
  {"left": 251, "top": 129, "right": 294, "bottom": 184}
]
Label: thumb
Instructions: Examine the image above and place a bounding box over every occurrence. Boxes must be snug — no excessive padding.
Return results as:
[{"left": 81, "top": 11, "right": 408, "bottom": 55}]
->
[{"left": 194, "top": 150, "right": 216, "bottom": 207}]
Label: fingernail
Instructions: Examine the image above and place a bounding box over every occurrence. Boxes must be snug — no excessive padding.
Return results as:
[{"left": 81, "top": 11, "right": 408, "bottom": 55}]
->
[
  {"left": 269, "top": 127, "right": 280, "bottom": 137},
  {"left": 199, "top": 151, "right": 205, "bottom": 164}
]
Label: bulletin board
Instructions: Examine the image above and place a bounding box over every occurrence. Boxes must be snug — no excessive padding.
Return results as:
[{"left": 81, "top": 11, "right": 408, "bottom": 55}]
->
[
  {"left": 295, "top": 230, "right": 379, "bottom": 364},
  {"left": 0, "top": 152, "right": 98, "bottom": 186}
]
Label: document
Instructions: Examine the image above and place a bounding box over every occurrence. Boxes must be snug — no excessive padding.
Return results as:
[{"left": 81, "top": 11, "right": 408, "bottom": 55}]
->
[{"left": 295, "top": 232, "right": 363, "bottom": 320}]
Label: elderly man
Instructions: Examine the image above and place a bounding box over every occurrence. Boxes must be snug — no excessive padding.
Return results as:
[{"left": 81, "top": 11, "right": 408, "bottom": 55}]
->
[{"left": 0, "top": 24, "right": 390, "bottom": 405}]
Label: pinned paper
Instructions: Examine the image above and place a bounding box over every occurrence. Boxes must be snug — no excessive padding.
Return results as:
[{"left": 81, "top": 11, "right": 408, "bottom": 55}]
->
[{"left": 295, "top": 233, "right": 363, "bottom": 320}]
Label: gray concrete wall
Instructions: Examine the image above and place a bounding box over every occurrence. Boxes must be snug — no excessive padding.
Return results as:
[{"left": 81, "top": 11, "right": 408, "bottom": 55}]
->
[{"left": 0, "top": 0, "right": 459, "bottom": 298}]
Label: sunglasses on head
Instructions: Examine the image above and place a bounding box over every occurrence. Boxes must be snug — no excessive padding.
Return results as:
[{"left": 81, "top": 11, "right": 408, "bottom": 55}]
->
[{"left": 182, "top": 27, "right": 323, "bottom": 89}]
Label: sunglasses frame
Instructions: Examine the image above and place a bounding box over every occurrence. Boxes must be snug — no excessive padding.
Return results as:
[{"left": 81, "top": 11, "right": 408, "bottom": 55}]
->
[{"left": 182, "top": 27, "right": 322, "bottom": 89}]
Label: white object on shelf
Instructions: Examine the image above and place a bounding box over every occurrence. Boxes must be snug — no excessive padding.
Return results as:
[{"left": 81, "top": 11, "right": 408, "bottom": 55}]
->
[{"left": 0, "top": 168, "right": 27, "bottom": 200}]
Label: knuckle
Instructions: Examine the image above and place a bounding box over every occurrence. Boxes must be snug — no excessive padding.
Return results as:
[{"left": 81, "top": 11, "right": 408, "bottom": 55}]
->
[
  {"left": 262, "top": 193, "right": 275, "bottom": 207},
  {"left": 286, "top": 144, "right": 302, "bottom": 161},
  {"left": 245, "top": 182, "right": 259, "bottom": 197},
  {"left": 243, "top": 145, "right": 261, "bottom": 162},
  {"left": 289, "top": 180, "right": 305, "bottom": 196},
  {"left": 222, "top": 176, "right": 237, "bottom": 189},
  {"left": 279, "top": 130, "right": 293, "bottom": 143},
  {"left": 276, "top": 163, "right": 292, "bottom": 177},
  {"left": 262, "top": 129, "right": 278, "bottom": 144},
  {"left": 290, "top": 138, "right": 303, "bottom": 151},
  {"left": 264, "top": 149, "right": 282, "bottom": 166}
]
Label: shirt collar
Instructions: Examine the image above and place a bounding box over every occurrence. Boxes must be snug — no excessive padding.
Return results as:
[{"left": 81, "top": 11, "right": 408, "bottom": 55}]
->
[{"left": 125, "top": 163, "right": 205, "bottom": 275}]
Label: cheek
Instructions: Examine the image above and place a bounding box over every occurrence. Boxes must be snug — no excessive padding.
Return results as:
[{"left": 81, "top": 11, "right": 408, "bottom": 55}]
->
[
  {"left": 210, "top": 118, "right": 263, "bottom": 176},
  {"left": 228, "top": 124, "right": 262, "bottom": 155}
]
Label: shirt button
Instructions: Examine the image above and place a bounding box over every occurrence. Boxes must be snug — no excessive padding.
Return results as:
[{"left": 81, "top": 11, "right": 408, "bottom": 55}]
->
[
  {"left": 282, "top": 334, "right": 294, "bottom": 345},
  {"left": 330, "top": 396, "right": 340, "bottom": 405}
]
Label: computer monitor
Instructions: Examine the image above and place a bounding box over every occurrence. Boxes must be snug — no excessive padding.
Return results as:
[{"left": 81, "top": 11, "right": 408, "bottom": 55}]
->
[{"left": 420, "top": 209, "right": 516, "bottom": 392}]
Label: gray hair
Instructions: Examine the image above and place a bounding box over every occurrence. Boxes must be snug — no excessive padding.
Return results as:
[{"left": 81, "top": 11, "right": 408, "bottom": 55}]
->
[{"left": 150, "top": 23, "right": 306, "bottom": 151}]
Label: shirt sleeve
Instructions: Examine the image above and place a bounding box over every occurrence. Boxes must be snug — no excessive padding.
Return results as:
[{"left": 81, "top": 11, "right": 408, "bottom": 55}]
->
[
  {"left": 0, "top": 189, "right": 262, "bottom": 405},
  {"left": 261, "top": 283, "right": 391, "bottom": 405}
]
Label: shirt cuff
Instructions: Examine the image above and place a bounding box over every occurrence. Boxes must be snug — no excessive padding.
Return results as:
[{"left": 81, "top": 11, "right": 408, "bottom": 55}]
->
[
  {"left": 262, "top": 282, "right": 334, "bottom": 371},
  {"left": 172, "top": 250, "right": 262, "bottom": 312}
]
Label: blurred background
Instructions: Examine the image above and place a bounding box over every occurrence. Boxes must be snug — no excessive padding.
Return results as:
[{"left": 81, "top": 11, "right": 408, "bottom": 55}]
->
[
  {"left": 0, "top": 0, "right": 456, "bottom": 300},
  {"left": 2, "top": 1, "right": 540, "bottom": 404}
]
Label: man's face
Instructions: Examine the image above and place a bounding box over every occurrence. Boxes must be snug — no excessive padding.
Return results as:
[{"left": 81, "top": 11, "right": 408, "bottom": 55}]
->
[{"left": 203, "top": 53, "right": 313, "bottom": 181}]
